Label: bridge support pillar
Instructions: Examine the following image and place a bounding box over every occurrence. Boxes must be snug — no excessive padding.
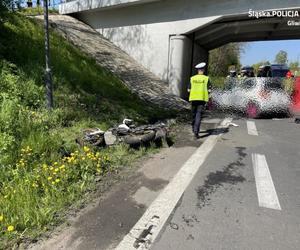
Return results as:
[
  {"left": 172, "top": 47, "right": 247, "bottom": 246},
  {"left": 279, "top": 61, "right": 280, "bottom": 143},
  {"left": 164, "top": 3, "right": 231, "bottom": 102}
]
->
[
  {"left": 168, "top": 35, "right": 192, "bottom": 99},
  {"left": 168, "top": 35, "right": 208, "bottom": 100}
]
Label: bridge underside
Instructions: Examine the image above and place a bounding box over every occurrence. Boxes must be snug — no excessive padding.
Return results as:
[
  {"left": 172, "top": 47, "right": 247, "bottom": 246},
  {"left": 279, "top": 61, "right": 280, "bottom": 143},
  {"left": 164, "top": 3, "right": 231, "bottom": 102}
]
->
[
  {"left": 59, "top": 0, "right": 300, "bottom": 99},
  {"left": 194, "top": 15, "right": 300, "bottom": 50},
  {"left": 171, "top": 14, "right": 300, "bottom": 99}
]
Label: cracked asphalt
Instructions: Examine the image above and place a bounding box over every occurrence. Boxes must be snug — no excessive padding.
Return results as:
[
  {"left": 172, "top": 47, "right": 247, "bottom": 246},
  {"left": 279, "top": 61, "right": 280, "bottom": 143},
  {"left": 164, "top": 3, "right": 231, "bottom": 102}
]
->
[{"left": 152, "top": 117, "right": 300, "bottom": 250}]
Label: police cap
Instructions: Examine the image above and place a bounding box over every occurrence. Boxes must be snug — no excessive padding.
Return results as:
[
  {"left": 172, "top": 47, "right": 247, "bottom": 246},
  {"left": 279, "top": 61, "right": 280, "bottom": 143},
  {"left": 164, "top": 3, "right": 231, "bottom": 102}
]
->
[{"left": 195, "top": 62, "right": 206, "bottom": 69}]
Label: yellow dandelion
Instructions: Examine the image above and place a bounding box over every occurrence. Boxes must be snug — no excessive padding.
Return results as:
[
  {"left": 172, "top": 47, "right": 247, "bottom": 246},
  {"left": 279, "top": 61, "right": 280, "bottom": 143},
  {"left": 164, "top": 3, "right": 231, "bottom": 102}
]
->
[
  {"left": 47, "top": 176, "right": 53, "bottom": 181},
  {"left": 54, "top": 168, "right": 59, "bottom": 172},
  {"left": 59, "top": 165, "right": 65, "bottom": 169},
  {"left": 54, "top": 162, "right": 58, "bottom": 165},
  {"left": 0, "top": 215, "right": 3, "bottom": 222},
  {"left": 67, "top": 157, "right": 74, "bottom": 163},
  {"left": 51, "top": 181, "right": 55, "bottom": 185},
  {"left": 4, "top": 195, "right": 8, "bottom": 199},
  {"left": 55, "top": 178, "right": 60, "bottom": 183},
  {"left": 7, "top": 225, "right": 14, "bottom": 232}
]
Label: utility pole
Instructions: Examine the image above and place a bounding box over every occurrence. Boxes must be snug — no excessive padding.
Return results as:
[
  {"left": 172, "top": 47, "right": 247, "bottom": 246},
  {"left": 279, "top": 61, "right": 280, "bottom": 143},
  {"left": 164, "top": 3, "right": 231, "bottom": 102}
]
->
[{"left": 43, "top": 0, "right": 53, "bottom": 109}]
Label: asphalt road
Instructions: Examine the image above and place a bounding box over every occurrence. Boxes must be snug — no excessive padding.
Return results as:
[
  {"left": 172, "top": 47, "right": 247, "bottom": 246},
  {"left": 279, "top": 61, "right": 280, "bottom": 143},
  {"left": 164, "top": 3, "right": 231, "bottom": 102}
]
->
[{"left": 152, "top": 118, "right": 300, "bottom": 250}]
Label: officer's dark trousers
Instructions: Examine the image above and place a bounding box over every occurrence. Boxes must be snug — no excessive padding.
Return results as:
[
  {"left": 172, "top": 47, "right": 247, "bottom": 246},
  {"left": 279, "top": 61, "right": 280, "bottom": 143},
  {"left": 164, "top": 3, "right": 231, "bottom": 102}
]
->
[{"left": 191, "top": 101, "right": 206, "bottom": 135}]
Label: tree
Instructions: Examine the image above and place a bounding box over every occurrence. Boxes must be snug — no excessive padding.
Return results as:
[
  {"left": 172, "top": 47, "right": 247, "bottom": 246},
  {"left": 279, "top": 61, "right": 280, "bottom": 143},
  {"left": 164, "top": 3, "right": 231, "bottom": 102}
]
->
[
  {"left": 208, "top": 43, "right": 246, "bottom": 77},
  {"left": 0, "top": 0, "right": 21, "bottom": 11},
  {"left": 289, "top": 61, "right": 299, "bottom": 76},
  {"left": 289, "top": 61, "right": 299, "bottom": 70},
  {"left": 252, "top": 60, "right": 270, "bottom": 74},
  {"left": 0, "top": 0, "right": 12, "bottom": 11},
  {"left": 275, "top": 50, "right": 288, "bottom": 65}
]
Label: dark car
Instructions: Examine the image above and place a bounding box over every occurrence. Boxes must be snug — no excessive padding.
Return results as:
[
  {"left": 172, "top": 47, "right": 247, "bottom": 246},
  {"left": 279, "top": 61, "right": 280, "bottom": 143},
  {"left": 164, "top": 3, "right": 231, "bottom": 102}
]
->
[
  {"left": 258, "top": 64, "right": 290, "bottom": 77},
  {"left": 241, "top": 66, "right": 255, "bottom": 77}
]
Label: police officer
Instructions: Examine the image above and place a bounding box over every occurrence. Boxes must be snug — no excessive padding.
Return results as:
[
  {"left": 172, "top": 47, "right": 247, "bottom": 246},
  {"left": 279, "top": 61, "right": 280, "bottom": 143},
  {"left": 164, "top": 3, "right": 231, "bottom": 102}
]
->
[{"left": 187, "top": 62, "right": 211, "bottom": 139}]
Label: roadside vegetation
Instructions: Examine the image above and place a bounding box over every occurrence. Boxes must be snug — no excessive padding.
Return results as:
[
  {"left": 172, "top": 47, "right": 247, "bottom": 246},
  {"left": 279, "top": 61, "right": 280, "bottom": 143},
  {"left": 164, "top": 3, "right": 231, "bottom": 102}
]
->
[
  {"left": 209, "top": 44, "right": 299, "bottom": 91},
  {"left": 0, "top": 9, "right": 174, "bottom": 249}
]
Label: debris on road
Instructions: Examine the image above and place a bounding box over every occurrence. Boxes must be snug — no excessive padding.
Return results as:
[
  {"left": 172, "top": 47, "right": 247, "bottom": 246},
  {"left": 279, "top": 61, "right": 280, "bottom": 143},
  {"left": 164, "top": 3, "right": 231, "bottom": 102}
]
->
[
  {"left": 76, "top": 128, "right": 105, "bottom": 147},
  {"left": 169, "top": 222, "right": 179, "bottom": 230},
  {"left": 295, "top": 118, "right": 300, "bottom": 124},
  {"left": 77, "top": 119, "right": 171, "bottom": 148},
  {"left": 223, "top": 121, "right": 239, "bottom": 127},
  {"left": 228, "top": 122, "right": 239, "bottom": 127},
  {"left": 104, "top": 131, "right": 117, "bottom": 145}
]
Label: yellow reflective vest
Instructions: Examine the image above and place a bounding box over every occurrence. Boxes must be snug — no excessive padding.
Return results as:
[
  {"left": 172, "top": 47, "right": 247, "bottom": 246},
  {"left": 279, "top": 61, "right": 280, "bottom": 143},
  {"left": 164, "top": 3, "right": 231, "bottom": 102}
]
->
[{"left": 189, "top": 74, "right": 209, "bottom": 102}]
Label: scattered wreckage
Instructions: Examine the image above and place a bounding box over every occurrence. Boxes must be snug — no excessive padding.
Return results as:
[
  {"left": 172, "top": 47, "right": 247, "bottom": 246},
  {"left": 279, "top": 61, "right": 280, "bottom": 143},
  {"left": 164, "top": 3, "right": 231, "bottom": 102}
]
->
[{"left": 76, "top": 119, "right": 172, "bottom": 148}]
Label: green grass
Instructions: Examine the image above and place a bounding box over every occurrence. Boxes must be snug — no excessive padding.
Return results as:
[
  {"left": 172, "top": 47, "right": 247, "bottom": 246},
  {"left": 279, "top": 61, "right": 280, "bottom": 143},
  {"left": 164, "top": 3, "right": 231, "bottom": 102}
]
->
[
  {"left": 0, "top": 11, "right": 175, "bottom": 249},
  {"left": 18, "top": 6, "right": 58, "bottom": 16}
]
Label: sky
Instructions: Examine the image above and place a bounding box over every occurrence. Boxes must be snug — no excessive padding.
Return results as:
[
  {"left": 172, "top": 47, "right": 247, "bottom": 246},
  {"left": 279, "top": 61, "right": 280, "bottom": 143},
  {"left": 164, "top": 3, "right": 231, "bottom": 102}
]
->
[{"left": 240, "top": 40, "right": 300, "bottom": 66}]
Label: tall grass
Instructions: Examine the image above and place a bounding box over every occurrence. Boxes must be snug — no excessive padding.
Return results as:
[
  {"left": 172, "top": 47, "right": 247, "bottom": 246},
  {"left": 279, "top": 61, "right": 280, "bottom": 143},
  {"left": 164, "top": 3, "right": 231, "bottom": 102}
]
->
[{"left": 0, "top": 12, "right": 174, "bottom": 249}]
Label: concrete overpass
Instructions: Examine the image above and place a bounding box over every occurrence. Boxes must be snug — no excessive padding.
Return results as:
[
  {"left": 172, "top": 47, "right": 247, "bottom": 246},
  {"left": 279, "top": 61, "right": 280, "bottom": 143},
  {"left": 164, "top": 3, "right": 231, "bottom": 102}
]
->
[{"left": 59, "top": 0, "right": 300, "bottom": 98}]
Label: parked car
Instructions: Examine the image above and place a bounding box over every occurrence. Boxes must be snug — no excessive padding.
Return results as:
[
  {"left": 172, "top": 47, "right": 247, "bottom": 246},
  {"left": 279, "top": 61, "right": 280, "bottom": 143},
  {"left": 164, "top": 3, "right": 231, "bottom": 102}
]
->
[
  {"left": 211, "top": 77, "right": 291, "bottom": 118},
  {"left": 241, "top": 66, "right": 255, "bottom": 77},
  {"left": 257, "top": 64, "right": 290, "bottom": 77}
]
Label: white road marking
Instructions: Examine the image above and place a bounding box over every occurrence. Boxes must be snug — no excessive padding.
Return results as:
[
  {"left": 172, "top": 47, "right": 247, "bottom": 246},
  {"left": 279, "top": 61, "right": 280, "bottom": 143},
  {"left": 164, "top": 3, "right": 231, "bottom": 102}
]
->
[
  {"left": 247, "top": 121, "right": 258, "bottom": 136},
  {"left": 115, "top": 118, "right": 233, "bottom": 250},
  {"left": 252, "top": 154, "right": 281, "bottom": 211}
]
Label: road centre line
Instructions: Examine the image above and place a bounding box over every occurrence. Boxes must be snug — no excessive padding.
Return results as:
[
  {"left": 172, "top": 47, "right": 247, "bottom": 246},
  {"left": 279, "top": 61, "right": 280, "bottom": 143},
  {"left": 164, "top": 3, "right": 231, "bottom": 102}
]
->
[
  {"left": 252, "top": 154, "right": 281, "bottom": 211},
  {"left": 247, "top": 121, "right": 258, "bottom": 136},
  {"left": 115, "top": 118, "right": 233, "bottom": 250}
]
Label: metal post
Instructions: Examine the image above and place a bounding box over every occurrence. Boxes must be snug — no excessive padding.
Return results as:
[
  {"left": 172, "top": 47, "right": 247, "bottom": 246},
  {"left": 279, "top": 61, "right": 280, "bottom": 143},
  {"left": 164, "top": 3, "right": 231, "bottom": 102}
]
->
[{"left": 43, "top": 0, "right": 53, "bottom": 109}]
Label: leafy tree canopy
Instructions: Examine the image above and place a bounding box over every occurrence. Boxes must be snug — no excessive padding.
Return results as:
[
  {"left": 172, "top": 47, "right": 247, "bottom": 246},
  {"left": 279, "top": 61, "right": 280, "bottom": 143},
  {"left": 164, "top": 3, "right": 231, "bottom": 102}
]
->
[
  {"left": 274, "top": 50, "right": 288, "bottom": 64},
  {"left": 209, "top": 43, "right": 246, "bottom": 77}
]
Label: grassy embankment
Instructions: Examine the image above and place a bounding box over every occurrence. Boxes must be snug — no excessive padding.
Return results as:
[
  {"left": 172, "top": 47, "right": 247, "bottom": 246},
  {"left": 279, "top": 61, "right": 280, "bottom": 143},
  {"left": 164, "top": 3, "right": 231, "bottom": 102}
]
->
[{"left": 0, "top": 11, "right": 174, "bottom": 249}]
